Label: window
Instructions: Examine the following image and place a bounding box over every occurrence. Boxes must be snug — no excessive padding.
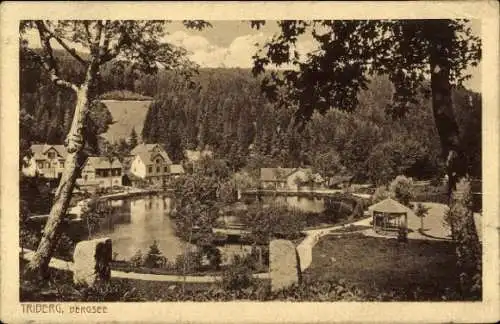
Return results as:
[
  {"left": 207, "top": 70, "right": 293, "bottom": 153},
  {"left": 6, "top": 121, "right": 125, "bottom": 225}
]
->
[
  {"left": 37, "top": 161, "right": 43, "bottom": 169},
  {"left": 60, "top": 161, "right": 65, "bottom": 168},
  {"left": 148, "top": 166, "right": 153, "bottom": 173},
  {"left": 156, "top": 166, "right": 160, "bottom": 173},
  {"left": 47, "top": 152, "right": 55, "bottom": 159},
  {"left": 156, "top": 159, "right": 161, "bottom": 164},
  {"left": 164, "top": 166, "right": 168, "bottom": 172}
]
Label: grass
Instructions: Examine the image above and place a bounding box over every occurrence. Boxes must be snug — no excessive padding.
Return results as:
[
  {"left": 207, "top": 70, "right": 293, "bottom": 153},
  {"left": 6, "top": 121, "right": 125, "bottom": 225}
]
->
[
  {"left": 303, "top": 233, "right": 468, "bottom": 300},
  {"left": 329, "top": 224, "right": 371, "bottom": 233}
]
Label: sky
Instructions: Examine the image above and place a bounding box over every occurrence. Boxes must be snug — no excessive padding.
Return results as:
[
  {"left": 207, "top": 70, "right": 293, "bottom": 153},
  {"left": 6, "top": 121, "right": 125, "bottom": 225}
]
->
[{"left": 21, "top": 20, "right": 481, "bottom": 92}]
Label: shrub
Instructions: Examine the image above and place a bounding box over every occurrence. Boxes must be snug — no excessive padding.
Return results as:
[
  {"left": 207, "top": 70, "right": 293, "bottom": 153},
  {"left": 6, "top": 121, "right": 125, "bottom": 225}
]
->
[
  {"left": 175, "top": 250, "right": 203, "bottom": 273},
  {"left": 389, "top": 175, "right": 414, "bottom": 206},
  {"left": 143, "top": 241, "right": 165, "bottom": 268},
  {"left": 130, "top": 250, "right": 143, "bottom": 268},
  {"left": 221, "top": 255, "right": 254, "bottom": 291},
  {"left": 200, "top": 245, "right": 222, "bottom": 270}
]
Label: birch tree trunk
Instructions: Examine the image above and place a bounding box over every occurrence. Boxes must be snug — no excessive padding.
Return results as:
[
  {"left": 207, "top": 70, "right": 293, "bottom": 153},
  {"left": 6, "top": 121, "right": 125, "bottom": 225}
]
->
[
  {"left": 428, "top": 22, "right": 481, "bottom": 296},
  {"left": 26, "top": 60, "right": 99, "bottom": 278}
]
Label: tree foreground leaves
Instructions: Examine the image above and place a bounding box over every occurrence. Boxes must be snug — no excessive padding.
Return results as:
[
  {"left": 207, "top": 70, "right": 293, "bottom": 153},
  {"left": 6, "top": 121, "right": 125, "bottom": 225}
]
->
[
  {"left": 251, "top": 19, "right": 481, "bottom": 296},
  {"left": 21, "top": 19, "right": 210, "bottom": 277}
]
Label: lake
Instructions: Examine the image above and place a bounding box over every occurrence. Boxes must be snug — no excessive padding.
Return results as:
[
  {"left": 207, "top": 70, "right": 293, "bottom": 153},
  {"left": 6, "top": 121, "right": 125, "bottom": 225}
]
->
[
  {"left": 94, "top": 195, "right": 190, "bottom": 262},
  {"left": 92, "top": 193, "right": 327, "bottom": 263}
]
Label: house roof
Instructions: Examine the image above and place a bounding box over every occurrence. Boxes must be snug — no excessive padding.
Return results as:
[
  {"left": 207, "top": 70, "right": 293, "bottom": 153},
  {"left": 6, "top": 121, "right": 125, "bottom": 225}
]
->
[
  {"left": 31, "top": 144, "right": 67, "bottom": 160},
  {"left": 84, "top": 157, "right": 122, "bottom": 170},
  {"left": 169, "top": 164, "right": 185, "bottom": 174},
  {"left": 368, "top": 198, "right": 410, "bottom": 214},
  {"left": 260, "top": 168, "right": 295, "bottom": 182},
  {"left": 184, "top": 149, "right": 213, "bottom": 162},
  {"left": 132, "top": 143, "right": 172, "bottom": 164},
  {"left": 260, "top": 167, "right": 316, "bottom": 182},
  {"left": 131, "top": 143, "right": 162, "bottom": 155}
]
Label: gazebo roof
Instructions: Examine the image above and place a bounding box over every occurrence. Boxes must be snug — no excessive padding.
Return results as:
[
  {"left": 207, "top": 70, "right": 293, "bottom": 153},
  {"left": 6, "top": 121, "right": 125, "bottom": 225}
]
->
[{"left": 368, "top": 198, "right": 409, "bottom": 214}]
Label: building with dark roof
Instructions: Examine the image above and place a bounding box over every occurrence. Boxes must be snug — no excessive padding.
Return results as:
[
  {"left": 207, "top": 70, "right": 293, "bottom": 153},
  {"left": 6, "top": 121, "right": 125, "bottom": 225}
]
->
[{"left": 22, "top": 144, "right": 67, "bottom": 179}]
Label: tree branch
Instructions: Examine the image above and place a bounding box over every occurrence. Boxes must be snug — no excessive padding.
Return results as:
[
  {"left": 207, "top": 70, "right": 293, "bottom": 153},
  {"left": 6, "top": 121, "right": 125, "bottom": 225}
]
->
[
  {"left": 42, "top": 21, "right": 87, "bottom": 66},
  {"left": 34, "top": 21, "right": 78, "bottom": 92},
  {"left": 83, "top": 20, "right": 93, "bottom": 45}
]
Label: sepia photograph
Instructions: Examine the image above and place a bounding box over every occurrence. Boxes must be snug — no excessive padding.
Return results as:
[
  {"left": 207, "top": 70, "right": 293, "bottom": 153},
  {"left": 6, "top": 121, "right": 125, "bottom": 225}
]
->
[{"left": 1, "top": 1, "right": 499, "bottom": 323}]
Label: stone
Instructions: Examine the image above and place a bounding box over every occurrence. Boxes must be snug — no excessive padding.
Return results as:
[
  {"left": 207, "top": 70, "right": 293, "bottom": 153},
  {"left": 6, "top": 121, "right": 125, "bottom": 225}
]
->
[
  {"left": 73, "top": 237, "right": 112, "bottom": 286},
  {"left": 269, "top": 239, "right": 301, "bottom": 292}
]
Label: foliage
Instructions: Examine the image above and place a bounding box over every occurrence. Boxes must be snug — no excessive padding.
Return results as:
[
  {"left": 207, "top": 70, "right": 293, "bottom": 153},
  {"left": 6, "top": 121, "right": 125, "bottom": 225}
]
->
[
  {"left": 415, "top": 203, "right": 430, "bottom": 219},
  {"left": 199, "top": 245, "right": 222, "bottom": 270},
  {"left": 389, "top": 175, "right": 414, "bottom": 206},
  {"left": 129, "top": 128, "right": 139, "bottom": 149},
  {"left": 174, "top": 250, "right": 203, "bottom": 273},
  {"left": 445, "top": 178, "right": 482, "bottom": 298},
  {"left": 415, "top": 202, "right": 430, "bottom": 230},
  {"left": 239, "top": 203, "right": 306, "bottom": 243},
  {"left": 323, "top": 193, "right": 365, "bottom": 222},
  {"left": 130, "top": 250, "right": 144, "bottom": 268},
  {"left": 251, "top": 20, "right": 480, "bottom": 124},
  {"left": 80, "top": 197, "right": 113, "bottom": 239},
  {"left": 142, "top": 241, "right": 166, "bottom": 268},
  {"left": 19, "top": 175, "right": 54, "bottom": 215},
  {"left": 221, "top": 255, "right": 255, "bottom": 291}
]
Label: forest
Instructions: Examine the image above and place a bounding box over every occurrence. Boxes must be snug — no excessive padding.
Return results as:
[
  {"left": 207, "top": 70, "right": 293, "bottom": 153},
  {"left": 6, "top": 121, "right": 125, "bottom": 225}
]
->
[{"left": 20, "top": 48, "right": 481, "bottom": 185}]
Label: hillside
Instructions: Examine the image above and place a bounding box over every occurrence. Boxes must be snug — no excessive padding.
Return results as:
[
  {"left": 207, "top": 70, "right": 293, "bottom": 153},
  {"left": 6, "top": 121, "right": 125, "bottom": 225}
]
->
[{"left": 101, "top": 100, "right": 152, "bottom": 143}]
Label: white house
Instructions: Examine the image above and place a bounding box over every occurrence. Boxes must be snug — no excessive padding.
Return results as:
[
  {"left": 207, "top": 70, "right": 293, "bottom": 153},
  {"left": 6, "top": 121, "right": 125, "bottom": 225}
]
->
[
  {"left": 77, "top": 157, "right": 123, "bottom": 189},
  {"left": 22, "top": 144, "right": 67, "bottom": 179},
  {"left": 129, "top": 143, "right": 173, "bottom": 185},
  {"left": 259, "top": 167, "right": 324, "bottom": 190}
]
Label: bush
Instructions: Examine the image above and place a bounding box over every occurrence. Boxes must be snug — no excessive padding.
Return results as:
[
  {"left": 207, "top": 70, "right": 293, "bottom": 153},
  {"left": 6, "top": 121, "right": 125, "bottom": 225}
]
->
[
  {"left": 143, "top": 241, "right": 166, "bottom": 268},
  {"left": 389, "top": 175, "right": 414, "bottom": 206},
  {"left": 175, "top": 250, "right": 203, "bottom": 273},
  {"left": 221, "top": 255, "right": 254, "bottom": 291},
  {"left": 200, "top": 245, "right": 222, "bottom": 270},
  {"left": 130, "top": 250, "right": 143, "bottom": 268}
]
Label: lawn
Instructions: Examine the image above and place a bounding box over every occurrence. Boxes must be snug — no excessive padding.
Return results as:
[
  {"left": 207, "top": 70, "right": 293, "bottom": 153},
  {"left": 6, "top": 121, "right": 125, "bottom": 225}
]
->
[
  {"left": 100, "top": 100, "right": 152, "bottom": 143},
  {"left": 303, "top": 234, "right": 470, "bottom": 301}
]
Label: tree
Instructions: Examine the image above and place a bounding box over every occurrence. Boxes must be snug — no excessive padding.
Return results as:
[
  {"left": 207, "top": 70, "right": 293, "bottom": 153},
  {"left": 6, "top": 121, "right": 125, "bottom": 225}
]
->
[
  {"left": 389, "top": 175, "right": 414, "bottom": 207},
  {"left": 129, "top": 127, "right": 139, "bottom": 149},
  {"left": 251, "top": 19, "right": 481, "bottom": 294},
  {"left": 415, "top": 203, "right": 430, "bottom": 231},
  {"left": 143, "top": 240, "right": 165, "bottom": 268},
  {"left": 21, "top": 19, "right": 211, "bottom": 278}
]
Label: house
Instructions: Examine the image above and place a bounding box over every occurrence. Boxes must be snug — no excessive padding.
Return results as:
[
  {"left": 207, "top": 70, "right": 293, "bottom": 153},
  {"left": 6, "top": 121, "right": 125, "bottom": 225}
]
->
[
  {"left": 22, "top": 144, "right": 67, "bottom": 179},
  {"left": 259, "top": 168, "right": 295, "bottom": 190},
  {"left": 169, "top": 164, "right": 185, "bottom": 177},
  {"left": 184, "top": 148, "right": 213, "bottom": 171},
  {"left": 129, "top": 143, "right": 173, "bottom": 185},
  {"left": 76, "top": 157, "right": 123, "bottom": 189},
  {"left": 260, "top": 167, "right": 324, "bottom": 190}
]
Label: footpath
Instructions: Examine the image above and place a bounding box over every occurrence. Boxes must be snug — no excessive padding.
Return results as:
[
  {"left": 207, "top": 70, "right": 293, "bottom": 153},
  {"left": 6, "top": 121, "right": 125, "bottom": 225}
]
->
[{"left": 19, "top": 248, "right": 269, "bottom": 283}]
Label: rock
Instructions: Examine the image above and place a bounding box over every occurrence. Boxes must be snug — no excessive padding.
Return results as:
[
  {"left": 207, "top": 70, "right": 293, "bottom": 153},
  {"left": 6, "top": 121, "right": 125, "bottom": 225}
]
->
[
  {"left": 73, "top": 238, "right": 112, "bottom": 286},
  {"left": 269, "top": 239, "right": 301, "bottom": 292},
  {"left": 330, "top": 257, "right": 336, "bottom": 263}
]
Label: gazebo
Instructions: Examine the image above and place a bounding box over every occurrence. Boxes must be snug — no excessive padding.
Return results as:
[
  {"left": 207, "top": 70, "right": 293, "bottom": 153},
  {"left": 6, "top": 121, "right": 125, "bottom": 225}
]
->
[{"left": 369, "top": 198, "right": 409, "bottom": 233}]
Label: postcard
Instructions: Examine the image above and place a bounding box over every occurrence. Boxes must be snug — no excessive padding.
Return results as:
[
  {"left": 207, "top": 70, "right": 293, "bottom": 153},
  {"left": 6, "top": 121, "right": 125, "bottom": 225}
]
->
[{"left": 1, "top": 1, "right": 499, "bottom": 323}]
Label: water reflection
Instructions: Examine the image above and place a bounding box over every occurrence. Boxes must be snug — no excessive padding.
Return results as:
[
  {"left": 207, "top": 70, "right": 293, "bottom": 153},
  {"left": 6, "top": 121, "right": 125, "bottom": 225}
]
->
[
  {"left": 94, "top": 194, "right": 325, "bottom": 263},
  {"left": 96, "top": 195, "right": 189, "bottom": 262}
]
